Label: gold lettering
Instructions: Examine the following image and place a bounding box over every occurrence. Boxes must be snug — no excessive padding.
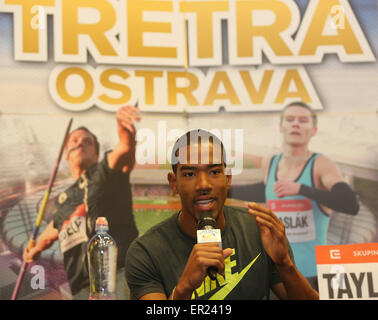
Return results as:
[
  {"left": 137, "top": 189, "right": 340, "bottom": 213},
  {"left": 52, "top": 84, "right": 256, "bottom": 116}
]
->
[
  {"left": 167, "top": 71, "right": 199, "bottom": 106},
  {"left": 127, "top": 0, "right": 176, "bottom": 58},
  {"left": 236, "top": 0, "right": 293, "bottom": 58},
  {"left": 204, "top": 71, "right": 240, "bottom": 105},
  {"left": 99, "top": 69, "right": 132, "bottom": 105},
  {"left": 275, "top": 69, "right": 311, "bottom": 103},
  {"left": 62, "top": 0, "right": 117, "bottom": 55},
  {"left": 299, "top": 0, "right": 363, "bottom": 55},
  {"left": 239, "top": 69, "right": 274, "bottom": 104},
  {"left": 180, "top": 1, "right": 228, "bottom": 59},
  {"left": 56, "top": 67, "right": 94, "bottom": 103},
  {"left": 135, "top": 70, "right": 163, "bottom": 105},
  {"left": 5, "top": 0, "right": 54, "bottom": 53}
]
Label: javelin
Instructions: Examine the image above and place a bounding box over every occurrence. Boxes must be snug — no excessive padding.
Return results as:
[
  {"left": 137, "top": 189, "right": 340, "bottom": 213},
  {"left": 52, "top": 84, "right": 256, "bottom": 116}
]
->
[{"left": 11, "top": 117, "right": 73, "bottom": 300}]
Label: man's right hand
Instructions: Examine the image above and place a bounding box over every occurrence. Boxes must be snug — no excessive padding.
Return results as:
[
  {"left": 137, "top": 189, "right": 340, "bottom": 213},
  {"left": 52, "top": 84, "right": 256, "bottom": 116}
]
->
[
  {"left": 22, "top": 221, "right": 59, "bottom": 263},
  {"left": 23, "top": 242, "right": 41, "bottom": 263},
  {"left": 174, "top": 243, "right": 232, "bottom": 300},
  {"left": 108, "top": 105, "right": 141, "bottom": 173}
]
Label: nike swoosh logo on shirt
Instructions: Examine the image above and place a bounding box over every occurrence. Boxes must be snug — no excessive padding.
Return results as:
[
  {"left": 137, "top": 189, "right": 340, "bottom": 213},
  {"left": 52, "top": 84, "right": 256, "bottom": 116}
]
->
[{"left": 209, "top": 253, "right": 261, "bottom": 300}]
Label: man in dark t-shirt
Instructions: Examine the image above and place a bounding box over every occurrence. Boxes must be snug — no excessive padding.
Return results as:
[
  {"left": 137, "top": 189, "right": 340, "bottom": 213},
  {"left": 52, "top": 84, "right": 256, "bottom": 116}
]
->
[
  {"left": 52, "top": 153, "right": 138, "bottom": 296},
  {"left": 127, "top": 205, "right": 289, "bottom": 300},
  {"left": 126, "top": 129, "right": 319, "bottom": 300},
  {"left": 23, "top": 105, "right": 140, "bottom": 299}
]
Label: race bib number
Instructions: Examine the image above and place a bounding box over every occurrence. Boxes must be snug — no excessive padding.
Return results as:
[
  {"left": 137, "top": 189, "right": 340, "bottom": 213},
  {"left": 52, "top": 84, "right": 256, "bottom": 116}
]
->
[
  {"left": 59, "top": 204, "right": 88, "bottom": 254},
  {"left": 268, "top": 199, "right": 316, "bottom": 243}
]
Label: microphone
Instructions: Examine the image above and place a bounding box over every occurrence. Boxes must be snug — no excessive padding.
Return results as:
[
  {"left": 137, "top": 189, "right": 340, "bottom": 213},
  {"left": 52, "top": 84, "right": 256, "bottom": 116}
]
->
[{"left": 197, "top": 211, "right": 222, "bottom": 281}]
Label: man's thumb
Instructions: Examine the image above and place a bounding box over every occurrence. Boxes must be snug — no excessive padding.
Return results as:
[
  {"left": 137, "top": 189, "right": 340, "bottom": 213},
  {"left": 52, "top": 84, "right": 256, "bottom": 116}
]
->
[{"left": 223, "top": 248, "right": 233, "bottom": 259}]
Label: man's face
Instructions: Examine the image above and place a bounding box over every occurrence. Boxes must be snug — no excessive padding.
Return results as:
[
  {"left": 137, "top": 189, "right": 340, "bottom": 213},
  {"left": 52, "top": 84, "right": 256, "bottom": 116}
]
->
[
  {"left": 65, "top": 129, "right": 98, "bottom": 169},
  {"left": 168, "top": 141, "right": 231, "bottom": 222},
  {"left": 280, "top": 105, "right": 317, "bottom": 146}
]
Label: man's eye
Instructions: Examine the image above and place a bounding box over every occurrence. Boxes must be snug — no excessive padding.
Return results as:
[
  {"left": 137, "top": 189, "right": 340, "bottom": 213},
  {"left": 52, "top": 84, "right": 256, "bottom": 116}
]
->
[
  {"left": 83, "top": 139, "right": 93, "bottom": 145},
  {"left": 183, "top": 172, "right": 195, "bottom": 177},
  {"left": 210, "top": 169, "right": 221, "bottom": 175}
]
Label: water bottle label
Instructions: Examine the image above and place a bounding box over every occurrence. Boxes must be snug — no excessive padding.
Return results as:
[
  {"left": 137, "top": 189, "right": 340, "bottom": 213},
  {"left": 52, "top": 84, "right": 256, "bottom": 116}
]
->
[
  {"left": 89, "top": 245, "right": 117, "bottom": 295},
  {"left": 107, "top": 246, "right": 117, "bottom": 292},
  {"left": 58, "top": 205, "right": 88, "bottom": 254}
]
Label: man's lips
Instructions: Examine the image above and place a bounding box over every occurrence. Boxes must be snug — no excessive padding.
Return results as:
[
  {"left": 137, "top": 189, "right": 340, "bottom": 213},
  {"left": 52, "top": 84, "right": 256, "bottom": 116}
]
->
[
  {"left": 193, "top": 197, "right": 216, "bottom": 210},
  {"left": 67, "top": 146, "right": 84, "bottom": 158}
]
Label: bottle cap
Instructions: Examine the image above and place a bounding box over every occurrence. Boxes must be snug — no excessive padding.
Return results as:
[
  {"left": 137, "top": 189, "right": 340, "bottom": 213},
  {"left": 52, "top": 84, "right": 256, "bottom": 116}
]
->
[{"left": 95, "top": 217, "right": 109, "bottom": 230}]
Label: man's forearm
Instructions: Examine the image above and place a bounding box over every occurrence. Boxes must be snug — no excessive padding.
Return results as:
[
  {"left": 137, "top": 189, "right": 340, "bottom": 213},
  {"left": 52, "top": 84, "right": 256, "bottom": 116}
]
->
[
  {"left": 299, "top": 182, "right": 359, "bottom": 215},
  {"left": 35, "top": 235, "right": 55, "bottom": 252},
  {"left": 36, "top": 221, "right": 59, "bottom": 251},
  {"left": 275, "top": 257, "right": 319, "bottom": 300},
  {"left": 107, "top": 143, "right": 135, "bottom": 172},
  {"left": 24, "top": 229, "right": 57, "bottom": 262},
  {"left": 170, "top": 280, "right": 194, "bottom": 300}
]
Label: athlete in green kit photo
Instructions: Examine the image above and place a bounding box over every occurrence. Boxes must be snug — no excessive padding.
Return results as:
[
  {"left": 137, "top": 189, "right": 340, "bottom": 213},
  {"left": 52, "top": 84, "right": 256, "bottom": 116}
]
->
[{"left": 23, "top": 105, "right": 141, "bottom": 299}]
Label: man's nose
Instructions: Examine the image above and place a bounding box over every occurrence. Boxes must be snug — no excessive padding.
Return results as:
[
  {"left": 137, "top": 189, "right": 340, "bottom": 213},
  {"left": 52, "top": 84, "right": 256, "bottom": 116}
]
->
[
  {"left": 195, "top": 171, "right": 212, "bottom": 194},
  {"left": 291, "top": 118, "right": 300, "bottom": 127},
  {"left": 75, "top": 137, "right": 85, "bottom": 147}
]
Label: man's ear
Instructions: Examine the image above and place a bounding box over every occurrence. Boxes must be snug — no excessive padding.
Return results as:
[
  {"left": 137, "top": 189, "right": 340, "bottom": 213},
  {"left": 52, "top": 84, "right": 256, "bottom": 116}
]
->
[
  {"left": 226, "top": 173, "right": 232, "bottom": 191},
  {"left": 311, "top": 126, "right": 318, "bottom": 137},
  {"left": 168, "top": 172, "right": 178, "bottom": 194},
  {"left": 64, "top": 148, "right": 69, "bottom": 161}
]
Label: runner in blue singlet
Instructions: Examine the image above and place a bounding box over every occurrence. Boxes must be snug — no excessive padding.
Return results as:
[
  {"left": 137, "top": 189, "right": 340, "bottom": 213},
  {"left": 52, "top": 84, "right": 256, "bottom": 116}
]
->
[
  {"left": 259, "top": 102, "right": 359, "bottom": 290},
  {"left": 265, "top": 153, "right": 330, "bottom": 280}
]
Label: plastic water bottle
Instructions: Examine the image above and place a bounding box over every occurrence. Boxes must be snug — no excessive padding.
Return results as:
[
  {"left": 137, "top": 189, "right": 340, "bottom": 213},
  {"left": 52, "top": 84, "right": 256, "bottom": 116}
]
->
[{"left": 87, "top": 217, "right": 118, "bottom": 300}]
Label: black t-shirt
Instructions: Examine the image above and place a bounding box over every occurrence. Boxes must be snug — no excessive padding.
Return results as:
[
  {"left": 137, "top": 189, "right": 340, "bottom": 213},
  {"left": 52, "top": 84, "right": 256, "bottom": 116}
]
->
[
  {"left": 126, "top": 206, "right": 293, "bottom": 300},
  {"left": 53, "top": 153, "right": 138, "bottom": 295}
]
